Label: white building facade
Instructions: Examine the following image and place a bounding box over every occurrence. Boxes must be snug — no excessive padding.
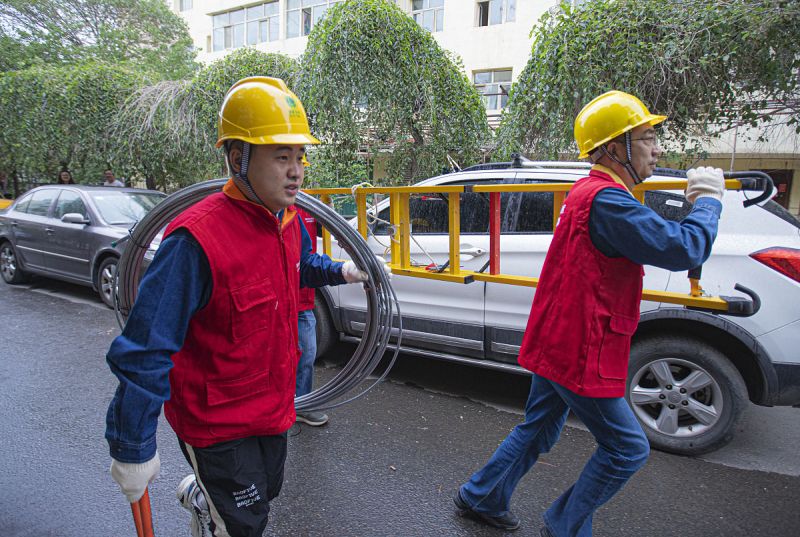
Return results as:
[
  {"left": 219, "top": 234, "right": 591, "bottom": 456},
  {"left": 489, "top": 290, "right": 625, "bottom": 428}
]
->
[{"left": 170, "top": 0, "right": 799, "bottom": 213}]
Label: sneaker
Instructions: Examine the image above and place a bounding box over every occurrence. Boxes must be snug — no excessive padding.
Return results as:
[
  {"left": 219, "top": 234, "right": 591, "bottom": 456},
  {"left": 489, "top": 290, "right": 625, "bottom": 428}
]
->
[
  {"left": 176, "top": 474, "right": 213, "bottom": 537},
  {"left": 296, "top": 410, "right": 329, "bottom": 426},
  {"left": 453, "top": 490, "right": 521, "bottom": 531}
]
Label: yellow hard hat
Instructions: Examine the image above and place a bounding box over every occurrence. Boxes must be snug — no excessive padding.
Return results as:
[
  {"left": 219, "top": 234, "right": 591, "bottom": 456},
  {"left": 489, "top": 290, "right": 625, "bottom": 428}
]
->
[
  {"left": 216, "top": 76, "right": 320, "bottom": 148},
  {"left": 574, "top": 91, "right": 666, "bottom": 159}
]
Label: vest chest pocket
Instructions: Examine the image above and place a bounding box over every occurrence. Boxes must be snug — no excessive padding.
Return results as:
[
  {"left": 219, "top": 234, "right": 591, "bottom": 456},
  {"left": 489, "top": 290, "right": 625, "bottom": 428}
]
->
[
  {"left": 230, "top": 278, "right": 278, "bottom": 341},
  {"left": 597, "top": 314, "right": 639, "bottom": 380}
]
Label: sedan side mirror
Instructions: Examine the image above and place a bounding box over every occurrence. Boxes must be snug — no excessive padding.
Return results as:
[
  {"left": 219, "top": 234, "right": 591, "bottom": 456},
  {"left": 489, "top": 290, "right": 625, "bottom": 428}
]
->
[{"left": 61, "top": 213, "right": 90, "bottom": 225}]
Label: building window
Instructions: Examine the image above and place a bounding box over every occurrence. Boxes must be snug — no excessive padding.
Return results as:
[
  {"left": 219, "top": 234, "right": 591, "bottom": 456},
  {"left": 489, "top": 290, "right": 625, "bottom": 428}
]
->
[
  {"left": 179, "top": 0, "right": 192, "bottom": 11},
  {"left": 286, "top": 0, "right": 342, "bottom": 39},
  {"left": 412, "top": 0, "right": 444, "bottom": 33},
  {"left": 473, "top": 69, "right": 512, "bottom": 111},
  {"left": 477, "top": 0, "right": 515, "bottom": 26},
  {"left": 212, "top": 2, "right": 279, "bottom": 52}
]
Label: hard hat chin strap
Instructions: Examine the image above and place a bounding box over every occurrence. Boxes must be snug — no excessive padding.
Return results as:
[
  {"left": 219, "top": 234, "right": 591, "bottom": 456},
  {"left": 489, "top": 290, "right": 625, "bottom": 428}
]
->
[
  {"left": 599, "top": 132, "right": 644, "bottom": 185},
  {"left": 232, "top": 141, "right": 272, "bottom": 210}
]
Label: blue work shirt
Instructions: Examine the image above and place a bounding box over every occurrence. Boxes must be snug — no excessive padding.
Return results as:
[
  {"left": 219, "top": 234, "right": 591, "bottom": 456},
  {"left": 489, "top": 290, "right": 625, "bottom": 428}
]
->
[
  {"left": 105, "top": 219, "right": 346, "bottom": 463},
  {"left": 590, "top": 188, "right": 722, "bottom": 271}
]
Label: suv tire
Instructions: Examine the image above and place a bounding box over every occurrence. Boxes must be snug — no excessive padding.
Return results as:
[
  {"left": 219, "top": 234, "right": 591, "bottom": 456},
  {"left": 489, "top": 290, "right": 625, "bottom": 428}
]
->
[
  {"left": 0, "top": 241, "right": 29, "bottom": 284},
  {"left": 626, "top": 336, "right": 747, "bottom": 456},
  {"left": 314, "top": 294, "right": 336, "bottom": 359},
  {"left": 96, "top": 256, "right": 118, "bottom": 309}
]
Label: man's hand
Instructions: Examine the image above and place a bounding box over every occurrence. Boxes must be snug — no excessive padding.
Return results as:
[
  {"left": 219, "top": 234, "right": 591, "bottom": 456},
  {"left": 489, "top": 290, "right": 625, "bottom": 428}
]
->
[
  {"left": 342, "top": 256, "right": 392, "bottom": 283},
  {"left": 110, "top": 452, "right": 160, "bottom": 503},
  {"left": 686, "top": 166, "right": 725, "bottom": 204}
]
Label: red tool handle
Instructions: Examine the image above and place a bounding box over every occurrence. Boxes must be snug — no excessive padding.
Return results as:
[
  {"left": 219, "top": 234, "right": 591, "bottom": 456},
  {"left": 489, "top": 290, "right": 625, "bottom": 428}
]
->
[{"left": 130, "top": 488, "right": 155, "bottom": 537}]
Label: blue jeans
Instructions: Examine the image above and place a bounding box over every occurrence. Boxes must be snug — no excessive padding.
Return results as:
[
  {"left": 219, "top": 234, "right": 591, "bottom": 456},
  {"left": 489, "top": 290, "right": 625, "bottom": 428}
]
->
[
  {"left": 296, "top": 309, "right": 317, "bottom": 397},
  {"left": 460, "top": 374, "right": 649, "bottom": 537}
]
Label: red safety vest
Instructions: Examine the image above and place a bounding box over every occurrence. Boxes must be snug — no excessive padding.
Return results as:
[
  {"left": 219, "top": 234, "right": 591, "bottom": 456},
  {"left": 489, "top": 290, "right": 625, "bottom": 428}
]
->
[
  {"left": 518, "top": 169, "right": 643, "bottom": 398},
  {"left": 296, "top": 207, "right": 316, "bottom": 312},
  {"left": 162, "top": 183, "right": 302, "bottom": 447}
]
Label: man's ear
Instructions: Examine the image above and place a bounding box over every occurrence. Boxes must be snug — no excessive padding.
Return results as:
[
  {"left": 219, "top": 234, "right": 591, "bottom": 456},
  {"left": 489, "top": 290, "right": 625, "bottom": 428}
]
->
[{"left": 227, "top": 143, "right": 243, "bottom": 175}]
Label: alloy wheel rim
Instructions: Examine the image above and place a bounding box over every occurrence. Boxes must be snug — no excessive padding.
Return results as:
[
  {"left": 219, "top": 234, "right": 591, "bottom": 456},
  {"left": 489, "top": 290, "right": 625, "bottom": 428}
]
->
[
  {"left": 101, "top": 263, "right": 116, "bottom": 303},
  {"left": 1, "top": 246, "right": 15, "bottom": 280},
  {"left": 629, "top": 357, "right": 723, "bottom": 438}
]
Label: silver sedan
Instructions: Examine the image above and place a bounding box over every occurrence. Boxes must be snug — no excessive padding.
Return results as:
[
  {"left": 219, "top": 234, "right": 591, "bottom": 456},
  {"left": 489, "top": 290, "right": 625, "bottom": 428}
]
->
[{"left": 0, "top": 185, "right": 165, "bottom": 307}]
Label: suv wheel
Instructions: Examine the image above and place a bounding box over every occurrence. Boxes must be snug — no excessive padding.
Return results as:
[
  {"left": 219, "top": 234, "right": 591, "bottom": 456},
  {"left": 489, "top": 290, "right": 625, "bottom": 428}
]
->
[
  {"left": 0, "top": 241, "right": 29, "bottom": 284},
  {"left": 626, "top": 336, "right": 747, "bottom": 456},
  {"left": 96, "top": 257, "right": 118, "bottom": 309},
  {"left": 314, "top": 295, "right": 336, "bottom": 359}
]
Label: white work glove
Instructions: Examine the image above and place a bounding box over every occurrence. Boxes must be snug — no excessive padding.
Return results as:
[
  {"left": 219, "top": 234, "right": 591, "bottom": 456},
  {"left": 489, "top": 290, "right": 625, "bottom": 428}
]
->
[
  {"left": 342, "top": 256, "right": 392, "bottom": 283},
  {"left": 110, "top": 452, "right": 160, "bottom": 503},
  {"left": 686, "top": 166, "right": 725, "bottom": 204}
]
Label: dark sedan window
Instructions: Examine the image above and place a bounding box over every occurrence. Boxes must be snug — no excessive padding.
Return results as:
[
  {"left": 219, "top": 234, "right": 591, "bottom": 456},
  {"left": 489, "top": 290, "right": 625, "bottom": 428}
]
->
[
  {"left": 12, "top": 193, "right": 33, "bottom": 213},
  {"left": 54, "top": 190, "right": 88, "bottom": 220},
  {"left": 26, "top": 189, "right": 58, "bottom": 217}
]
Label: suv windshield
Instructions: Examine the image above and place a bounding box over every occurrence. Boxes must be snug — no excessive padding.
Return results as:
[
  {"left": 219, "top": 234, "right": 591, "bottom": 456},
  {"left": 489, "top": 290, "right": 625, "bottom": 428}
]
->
[{"left": 89, "top": 191, "right": 165, "bottom": 225}]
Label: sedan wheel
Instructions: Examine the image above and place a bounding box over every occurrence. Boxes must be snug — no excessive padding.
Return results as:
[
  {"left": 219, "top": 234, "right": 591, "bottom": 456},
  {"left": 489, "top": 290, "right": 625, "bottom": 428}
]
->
[
  {"left": 627, "top": 336, "right": 747, "bottom": 456},
  {"left": 0, "top": 242, "right": 28, "bottom": 284},
  {"left": 97, "top": 257, "right": 118, "bottom": 309}
]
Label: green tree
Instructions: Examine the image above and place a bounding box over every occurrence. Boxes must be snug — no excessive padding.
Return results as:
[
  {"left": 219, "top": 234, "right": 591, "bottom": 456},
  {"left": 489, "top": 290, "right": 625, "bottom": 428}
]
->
[
  {"left": 298, "top": 0, "right": 490, "bottom": 185},
  {"left": 497, "top": 0, "right": 800, "bottom": 160},
  {"left": 110, "top": 48, "right": 300, "bottom": 190},
  {"left": 0, "top": 62, "right": 143, "bottom": 191},
  {"left": 0, "top": 0, "right": 197, "bottom": 79}
]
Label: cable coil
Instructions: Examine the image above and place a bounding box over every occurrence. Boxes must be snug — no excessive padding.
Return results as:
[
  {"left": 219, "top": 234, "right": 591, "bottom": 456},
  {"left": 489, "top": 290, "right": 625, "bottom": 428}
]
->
[{"left": 115, "top": 180, "right": 401, "bottom": 412}]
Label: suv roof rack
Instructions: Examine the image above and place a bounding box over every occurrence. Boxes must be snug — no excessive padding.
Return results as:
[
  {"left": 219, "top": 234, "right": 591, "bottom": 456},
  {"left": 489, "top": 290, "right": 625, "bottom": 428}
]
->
[{"left": 461, "top": 156, "right": 592, "bottom": 173}]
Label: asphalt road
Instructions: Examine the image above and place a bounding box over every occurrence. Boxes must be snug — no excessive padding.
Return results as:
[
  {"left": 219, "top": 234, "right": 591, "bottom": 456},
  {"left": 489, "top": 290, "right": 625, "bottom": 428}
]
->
[{"left": 1, "top": 278, "right": 799, "bottom": 537}]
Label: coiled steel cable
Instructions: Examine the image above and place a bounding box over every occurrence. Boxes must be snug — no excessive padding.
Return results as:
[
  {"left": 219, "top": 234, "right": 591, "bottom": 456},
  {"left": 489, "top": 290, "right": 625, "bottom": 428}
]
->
[{"left": 114, "top": 180, "right": 402, "bottom": 412}]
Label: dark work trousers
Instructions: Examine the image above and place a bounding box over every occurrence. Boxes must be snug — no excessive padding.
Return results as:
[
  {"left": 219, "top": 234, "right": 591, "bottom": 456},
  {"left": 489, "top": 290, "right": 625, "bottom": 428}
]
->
[{"left": 179, "top": 434, "right": 288, "bottom": 537}]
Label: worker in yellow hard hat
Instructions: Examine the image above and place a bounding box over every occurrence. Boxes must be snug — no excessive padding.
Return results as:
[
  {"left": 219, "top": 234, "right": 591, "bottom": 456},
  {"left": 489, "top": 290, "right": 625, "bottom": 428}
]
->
[
  {"left": 105, "top": 77, "right": 383, "bottom": 536},
  {"left": 455, "top": 91, "right": 726, "bottom": 536}
]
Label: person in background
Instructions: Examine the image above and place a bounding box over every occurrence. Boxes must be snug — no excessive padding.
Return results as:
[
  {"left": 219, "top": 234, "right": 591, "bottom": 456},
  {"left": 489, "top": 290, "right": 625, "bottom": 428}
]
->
[
  {"left": 295, "top": 207, "right": 329, "bottom": 426},
  {"left": 453, "top": 90, "right": 726, "bottom": 537},
  {"left": 57, "top": 169, "right": 75, "bottom": 185},
  {"left": 102, "top": 169, "right": 124, "bottom": 187}
]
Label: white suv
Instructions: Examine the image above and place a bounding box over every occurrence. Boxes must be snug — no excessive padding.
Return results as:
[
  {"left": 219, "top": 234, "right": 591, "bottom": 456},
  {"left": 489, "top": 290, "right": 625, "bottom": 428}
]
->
[{"left": 315, "top": 162, "right": 800, "bottom": 455}]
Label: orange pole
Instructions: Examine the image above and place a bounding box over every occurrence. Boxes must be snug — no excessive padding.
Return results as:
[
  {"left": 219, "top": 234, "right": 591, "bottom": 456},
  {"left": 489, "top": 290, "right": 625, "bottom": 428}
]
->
[{"left": 130, "top": 488, "right": 155, "bottom": 537}]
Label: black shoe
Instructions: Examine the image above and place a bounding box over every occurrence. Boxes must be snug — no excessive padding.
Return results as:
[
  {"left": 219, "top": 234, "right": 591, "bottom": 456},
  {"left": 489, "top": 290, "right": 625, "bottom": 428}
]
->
[{"left": 453, "top": 490, "right": 521, "bottom": 531}]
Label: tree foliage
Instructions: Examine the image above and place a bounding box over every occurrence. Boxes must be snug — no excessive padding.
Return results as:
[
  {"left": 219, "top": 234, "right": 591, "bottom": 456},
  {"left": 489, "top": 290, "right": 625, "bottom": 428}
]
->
[
  {"left": 110, "top": 48, "right": 300, "bottom": 190},
  {"left": 0, "top": 62, "right": 143, "bottom": 188},
  {"left": 298, "top": 0, "right": 490, "bottom": 185},
  {"left": 0, "top": 0, "right": 197, "bottom": 78},
  {"left": 497, "top": 0, "right": 800, "bottom": 160}
]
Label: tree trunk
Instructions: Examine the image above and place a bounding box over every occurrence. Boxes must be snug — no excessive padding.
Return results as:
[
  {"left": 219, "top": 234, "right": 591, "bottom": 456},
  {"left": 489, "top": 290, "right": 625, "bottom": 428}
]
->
[{"left": 145, "top": 175, "right": 156, "bottom": 190}]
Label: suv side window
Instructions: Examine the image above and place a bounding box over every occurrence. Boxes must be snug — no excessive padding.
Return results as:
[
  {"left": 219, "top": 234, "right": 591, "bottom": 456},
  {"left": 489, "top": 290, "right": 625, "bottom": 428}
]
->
[
  {"left": 26, "top": 189, "right": 58, "bottom": 217},
  {"left": 54, "top": 190, "right": 88, "bottom": 220},
  {"left": 645, "top": 191, "right": 691, "bottom": 222},
  {"left": 373, "top": 190, "right": 493, "bottom": 235},
  {"left": 502, "top": 180, "right": 565, "bottom": 234}
]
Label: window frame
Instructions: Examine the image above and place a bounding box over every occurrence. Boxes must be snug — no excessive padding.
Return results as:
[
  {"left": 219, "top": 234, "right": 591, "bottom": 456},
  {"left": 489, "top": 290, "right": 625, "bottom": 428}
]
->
[
  {"left": 286, "top": 0, "right": 341, "bottom": 39},
  {"left": 476, "top": 0, "right": 515, "bottom": 27},
  {"left": 473, "top": 69, "right": 512, "bottom": 112},
  {"left": 212, "top": 1, "right": 280, "bottom": 52},
  {"left": 412, "top": 0, "right": 445, "bottom": 33}
]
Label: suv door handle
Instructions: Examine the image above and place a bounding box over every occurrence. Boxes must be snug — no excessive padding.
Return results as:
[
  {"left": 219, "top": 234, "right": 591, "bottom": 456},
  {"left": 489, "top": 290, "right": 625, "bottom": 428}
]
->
[
  {"left": 45, "top": 227, "right": 55, "bottom": 234},
  {"left": 460, "top": 247, "right": 486, "bottom": 257}
]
